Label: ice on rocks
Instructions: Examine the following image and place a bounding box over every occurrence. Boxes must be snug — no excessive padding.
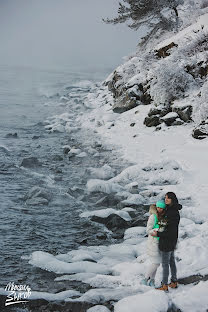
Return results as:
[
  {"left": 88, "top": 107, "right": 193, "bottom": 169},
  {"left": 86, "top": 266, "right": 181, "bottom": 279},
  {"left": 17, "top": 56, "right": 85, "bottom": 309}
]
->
[
  {"left": 114, "top": 290, "right": 169, "bottom": 312},
  {"left": 29, "top": 251, "right": 111, "bottom": 274},
  {"left": 86, "top": 164, "right": 115, "bottom": 180},
  {"left": 86, "top": 305, "right": 111, "bottom": 312},
  {"left": 0, "top": 288, "right": 81, "bottom": 301},
  {"left": 29, "top": 289, "right": 81, "bottom": 301},
  {"left": 86, "top": 179, "right": 124, "bottom": 194},
  {"left": 121, "top": 194, "right": 146, "bottom": 206},
  {"left": 77, "top": 152, "right": 88, "bottom": 158},
  {"left": 172, "top": 281, "right": 208, "bottom": 312},
  {"left": 124, "top": 227, "right": 146, "bottom": 240},
  {"left": 80, "top": 208, "right": 131, "bottom": 222},
  {"left": 66, "top": 287, "right": 137, "bottom": 304}
]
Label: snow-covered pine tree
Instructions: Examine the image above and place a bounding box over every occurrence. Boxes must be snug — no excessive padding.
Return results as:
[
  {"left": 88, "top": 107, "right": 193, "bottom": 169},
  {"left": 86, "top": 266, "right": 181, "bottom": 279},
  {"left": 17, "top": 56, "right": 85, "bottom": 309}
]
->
[{"left": 103, "top": 0, "right": 183, "bottom": 44}]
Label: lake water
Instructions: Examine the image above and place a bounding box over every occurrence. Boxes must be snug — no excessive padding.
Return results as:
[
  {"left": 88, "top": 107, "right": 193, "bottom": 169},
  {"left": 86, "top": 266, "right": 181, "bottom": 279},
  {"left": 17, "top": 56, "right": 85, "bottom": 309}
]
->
[{"left": 0, "top": 64, "right": 126, "bottom": 295}]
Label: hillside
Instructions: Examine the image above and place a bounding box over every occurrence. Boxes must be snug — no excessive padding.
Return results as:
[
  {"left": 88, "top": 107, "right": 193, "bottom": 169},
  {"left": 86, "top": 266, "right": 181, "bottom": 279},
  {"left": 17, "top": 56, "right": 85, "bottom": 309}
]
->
[{"left": 76, "top": 7, "right": 208, "bottom": 312}]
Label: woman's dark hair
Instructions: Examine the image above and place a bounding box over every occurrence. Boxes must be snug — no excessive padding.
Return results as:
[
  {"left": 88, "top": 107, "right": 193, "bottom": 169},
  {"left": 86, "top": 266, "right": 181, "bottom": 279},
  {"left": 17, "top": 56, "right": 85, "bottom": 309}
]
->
[{"left": 165, "top": 192, "right": 178, "bottom": 205}]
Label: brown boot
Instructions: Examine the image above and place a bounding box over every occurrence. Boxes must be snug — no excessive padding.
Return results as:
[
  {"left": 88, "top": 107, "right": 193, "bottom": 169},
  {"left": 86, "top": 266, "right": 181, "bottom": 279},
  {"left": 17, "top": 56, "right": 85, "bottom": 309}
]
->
[
  {"left": 168, "top": 281, "right": 178, "bottom": 288},
  {"left": 156, "top": 284, "right": 168, "bottom": 292}
]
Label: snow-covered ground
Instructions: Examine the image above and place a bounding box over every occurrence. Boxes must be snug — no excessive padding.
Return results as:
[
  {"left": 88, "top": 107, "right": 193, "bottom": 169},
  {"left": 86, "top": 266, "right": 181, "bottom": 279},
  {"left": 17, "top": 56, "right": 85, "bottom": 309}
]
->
[
  {"left": 61, "top": 10, "right": 208, "bottom": 311},
  {"left": 1, "top": 7, "right": 208, "bottom": 312},
  {"left": 74, "top": 94, "right": 208, "bottom": 311}
]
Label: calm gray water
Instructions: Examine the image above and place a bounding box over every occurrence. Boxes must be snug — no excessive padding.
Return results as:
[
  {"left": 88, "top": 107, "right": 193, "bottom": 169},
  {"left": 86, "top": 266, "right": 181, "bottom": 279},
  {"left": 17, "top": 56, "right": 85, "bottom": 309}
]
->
[{"left": 0, "top": 65, "right": 126, "bottom": 294}]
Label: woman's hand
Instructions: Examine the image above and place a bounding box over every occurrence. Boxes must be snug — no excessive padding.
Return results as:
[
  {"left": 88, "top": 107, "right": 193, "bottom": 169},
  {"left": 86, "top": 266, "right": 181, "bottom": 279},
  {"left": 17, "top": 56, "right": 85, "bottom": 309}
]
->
[{"left": 151, "top": 230, "right": 158, "bottom": 237}]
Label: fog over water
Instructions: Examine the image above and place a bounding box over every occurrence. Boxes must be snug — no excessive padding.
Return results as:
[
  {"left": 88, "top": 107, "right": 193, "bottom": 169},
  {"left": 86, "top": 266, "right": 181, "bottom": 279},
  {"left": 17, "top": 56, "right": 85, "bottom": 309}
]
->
[{"left": 0, "top": 0, "right": 140, "bottom": 71}]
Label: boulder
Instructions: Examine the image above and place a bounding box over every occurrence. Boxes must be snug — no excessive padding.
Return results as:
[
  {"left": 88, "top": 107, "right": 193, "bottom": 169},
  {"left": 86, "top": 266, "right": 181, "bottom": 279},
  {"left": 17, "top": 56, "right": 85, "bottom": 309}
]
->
[
  {"left": 96, "top": 233, "right": 108, "bottom": 240},
  {"left": 25, "top": 186, "right": 51, "bottom": 205},
  {"left": 192, "top": 120, "right": 208, "bottom": 140},
  {"left": 91, "top": 214, "right": 129, "bottom": 232},
  {"left": 5, "top": 132, "right": 18, "bottom": 138},
  {"left": 172, "top": 105, "right": 193, "bottom": 122},
  {"left": 161, "top": 112, "right": 178, "bottom": 126},
  {"left": 112, "top": 93, "right": 138, "bottom": 113},
  {"left": 155, "top": 42, "right": 178, "bottom": 58},
  {"left": 52, "top": 155, "right": 64, "bottom": 161},
  {"left": 171, "top": 118, "right": 184, "bottom": 126},
  {"left": 147, "top": 106, "right": 170, "bottom": 118},
  {"left": 21, "top": 157, "right": 42, "bottom": 168},
  {"left": 94, "top": 195, "right": 120, "bottom": 207},
  {"left": 144, "top": 115, "right": 161, "bottom": 127}
]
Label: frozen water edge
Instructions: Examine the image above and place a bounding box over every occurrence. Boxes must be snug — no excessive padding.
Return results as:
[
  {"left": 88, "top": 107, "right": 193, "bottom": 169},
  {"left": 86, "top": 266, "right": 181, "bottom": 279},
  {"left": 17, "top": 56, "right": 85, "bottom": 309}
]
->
[
  {"left": 9, "top": 69, "right": 208, "bottom": 311},
  {"left": 72, "top": 87, "right": 208, "bottom": 310},
  {"left": 20, "top": 89, "right": 208, "bottom": 311}
]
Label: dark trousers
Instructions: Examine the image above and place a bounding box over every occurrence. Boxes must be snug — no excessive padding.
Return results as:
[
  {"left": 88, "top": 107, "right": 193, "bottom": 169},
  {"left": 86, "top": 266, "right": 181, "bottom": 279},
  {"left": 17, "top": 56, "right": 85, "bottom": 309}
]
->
[{"left": 161, "top": 250, "right": 177, "bottom": 285}]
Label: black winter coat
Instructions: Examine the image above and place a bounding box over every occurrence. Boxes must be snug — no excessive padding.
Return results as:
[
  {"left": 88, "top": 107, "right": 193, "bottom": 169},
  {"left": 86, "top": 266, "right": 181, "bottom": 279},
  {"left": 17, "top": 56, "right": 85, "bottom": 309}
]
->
[{"left": 157, "top": 203, "right": 182, "bottom": 252}]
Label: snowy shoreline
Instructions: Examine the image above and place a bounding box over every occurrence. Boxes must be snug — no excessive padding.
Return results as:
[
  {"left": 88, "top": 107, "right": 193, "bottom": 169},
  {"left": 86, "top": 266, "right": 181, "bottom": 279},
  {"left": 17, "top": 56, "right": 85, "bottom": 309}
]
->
[{"left": 1, "top": 9, "right": 208, "bottom": 311}]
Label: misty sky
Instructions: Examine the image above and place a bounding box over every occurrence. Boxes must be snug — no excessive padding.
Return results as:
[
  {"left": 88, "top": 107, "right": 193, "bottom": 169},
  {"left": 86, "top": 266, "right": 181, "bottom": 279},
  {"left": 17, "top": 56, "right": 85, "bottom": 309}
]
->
[{"left": 0, "top": 0, "right": 141, "bottom": 71}]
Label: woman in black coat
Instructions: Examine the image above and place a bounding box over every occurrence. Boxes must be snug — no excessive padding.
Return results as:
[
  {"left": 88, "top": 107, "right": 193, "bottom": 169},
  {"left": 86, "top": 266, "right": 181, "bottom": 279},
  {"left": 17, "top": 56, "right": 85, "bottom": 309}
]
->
[{"left": 151, "top": 192, "right": 182, "bottom": 291}]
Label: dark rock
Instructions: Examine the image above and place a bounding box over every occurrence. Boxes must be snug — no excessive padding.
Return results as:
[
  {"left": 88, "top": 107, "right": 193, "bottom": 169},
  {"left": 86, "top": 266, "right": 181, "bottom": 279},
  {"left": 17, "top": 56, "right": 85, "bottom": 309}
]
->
[
  {"left": 52, "top": 155, "right": 64, "bottom": 161},
  {"left": 161, "top": 113, "right": 178, "bottom": 126},
  {"left": 25, "top": 186, "right": 51, "bottom": 205},
  {"left": 5, "top": 132, "right": 18, "bottom": 138},
  {"left": 167, "top": 303, "right": 181, "bottom": 312},
  {"left": 130, "top": 123, "right": 136, "bottom": 127},
  {"left": 91, "top": 214, "right": 129, "bottom": 232},
  {"left": 78, "top": 238, "right": 88, "bottom": 245},
  {"left": 0, "top": 146, "right": 10, "bottom": 155},
  {"left": 28, "top": 299, "right": 93, "bottom": 312},
  {"left": 155, "top": 42, "right": 178, "bottom": 58},
  {"left": 178, "top": 273, "right": 208, "bottom": 285},
  {"left": 173, "top": 105, "right": 193, "bottom": 122},
  {"left": 148, "top": 106, "right": 170, "bottom": 118},
  {"left": 111, "top": 232, "right": 124, "bottom": 239},
  {"left": 67, "top": 187, "right": 84, "bottom": 198},
  {"left": 25, "top": 186, "right": 51, "bottom": 201},
  {"left": 95, "top": 195, "right": 120, "bottom": 207},
  {"left": 21, "top": 157, "right": 42, "bottom": 168},
  {"left": 32, "top": 135, "right": 40, "bottom": 140},
  {"left": 54, "top": 176, "right": 62, "bottom": 182},
  {"left": 112, "top": 93, "right": 138, "bottom": 113},
  {"left": 192, "top": 120, "right": 208, "bottom": 139},
  {"left": 63, "top": 147, "right": 71, "bottom": 154},
  {"left": 171, "top": 119, "right": 184, "bottom": 126},
  {"left": 186, "top": 61, "right": 208, "bottom": 79},
  {"left": 55, "top": 169, "right": 63, "bottom": 174},
  {"left": 144, "top": 115, "right": 161, "bottom": 127},
  {"left": 96, "top": 233, "right": 107, "bottom": 240}
]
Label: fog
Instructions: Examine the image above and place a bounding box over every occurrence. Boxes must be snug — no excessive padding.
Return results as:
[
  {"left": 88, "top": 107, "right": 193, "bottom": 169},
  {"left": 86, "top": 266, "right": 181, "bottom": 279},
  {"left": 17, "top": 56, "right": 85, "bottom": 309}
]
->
[{"left": 0, "top": 0, "right": 140, "bottom": 71}]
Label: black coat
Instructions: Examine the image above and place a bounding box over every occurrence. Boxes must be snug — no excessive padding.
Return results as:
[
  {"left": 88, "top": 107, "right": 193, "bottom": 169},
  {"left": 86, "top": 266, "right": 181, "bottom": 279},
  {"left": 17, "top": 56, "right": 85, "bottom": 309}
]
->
[{"left": 157, "top": 203, "right": 182, "bottom": 252}]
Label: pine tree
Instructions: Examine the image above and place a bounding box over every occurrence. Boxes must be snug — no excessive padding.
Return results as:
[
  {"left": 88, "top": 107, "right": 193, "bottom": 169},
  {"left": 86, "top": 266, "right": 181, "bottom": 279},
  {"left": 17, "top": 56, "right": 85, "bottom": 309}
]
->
[{"left": 103, "top": 0, "right": 184, "bottom": 44}]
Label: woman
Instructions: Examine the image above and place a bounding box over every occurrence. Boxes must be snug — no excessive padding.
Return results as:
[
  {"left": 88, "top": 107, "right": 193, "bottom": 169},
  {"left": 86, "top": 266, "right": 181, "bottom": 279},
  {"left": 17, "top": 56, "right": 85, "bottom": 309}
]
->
[
  {"left": 141, "top": 200, "right": 166, "bottom": 287},
  {"left": 151, "top": 192, "right": 182, "bottom": 291}
]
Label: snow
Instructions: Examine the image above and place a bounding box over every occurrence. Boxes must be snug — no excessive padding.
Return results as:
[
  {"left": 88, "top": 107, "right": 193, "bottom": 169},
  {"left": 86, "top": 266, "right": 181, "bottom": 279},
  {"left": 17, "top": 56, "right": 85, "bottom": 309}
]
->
[
  {"left": 29, "top": 251, "right": 111, "bottom": 274},
  {"left": 114, "top": 290, "right": 169, "bottom": 312},
  {"left": 23, "top": 6, "right": 208, "bottom": 312},
  {"left": 86, "top": 164, "right": 115, "bottom": 180},
  {"left": 73, "top": 12, "right": 208, "bottom": 307},
  {"left": 161, "top": 112, "right": 179, "bottom": 120},
  {"left": 86, "top": 179, "right": 124, "bottom": 194},
  {"left": 86, "top": 306, "right": 111, "bottom": 312},
  {"left": 124, "top": 227, "right": 146, "bottom": 240},
  {"left": 172, "top": 281, "right": 208, "bottom": 312},
  {"left": 80, "top": 208, "right": 132, "bottom": 222},
  {"left": 0, "top": 288, "right": 81, "bottom": 301}
]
